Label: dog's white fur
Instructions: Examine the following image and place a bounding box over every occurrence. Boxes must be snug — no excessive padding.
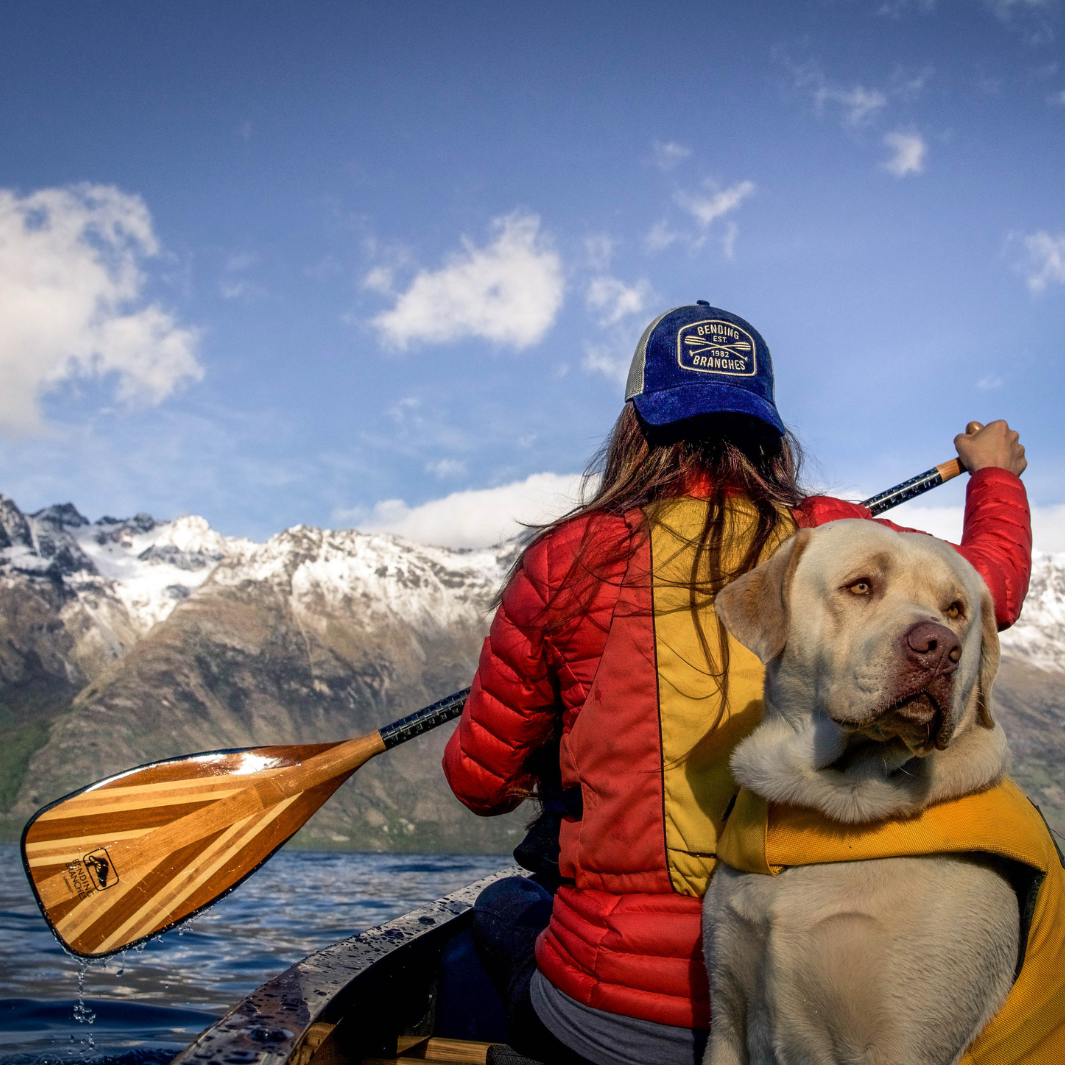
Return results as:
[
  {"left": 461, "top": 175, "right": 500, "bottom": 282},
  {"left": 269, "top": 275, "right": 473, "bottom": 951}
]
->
[{"left": 702, "top": 520, "right": 1020, "bottom": 1065}]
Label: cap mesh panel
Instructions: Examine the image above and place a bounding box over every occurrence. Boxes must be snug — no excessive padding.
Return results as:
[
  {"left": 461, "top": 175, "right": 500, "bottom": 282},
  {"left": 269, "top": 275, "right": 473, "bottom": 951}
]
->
[{"left": 625, "top": 307, "right": 679, "bottom": 400}]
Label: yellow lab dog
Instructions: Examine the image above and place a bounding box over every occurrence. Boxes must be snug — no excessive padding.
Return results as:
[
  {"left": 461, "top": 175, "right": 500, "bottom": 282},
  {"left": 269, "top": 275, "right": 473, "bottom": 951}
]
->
[{"left": 703, "top": 520, "right": 1020, "bottom": 1065}]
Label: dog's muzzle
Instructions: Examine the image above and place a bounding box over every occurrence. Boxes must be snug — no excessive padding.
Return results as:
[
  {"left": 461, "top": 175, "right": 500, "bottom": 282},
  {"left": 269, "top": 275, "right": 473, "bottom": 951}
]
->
[{"left": 839, "top": 621, "right": 962, "bottom": 754}]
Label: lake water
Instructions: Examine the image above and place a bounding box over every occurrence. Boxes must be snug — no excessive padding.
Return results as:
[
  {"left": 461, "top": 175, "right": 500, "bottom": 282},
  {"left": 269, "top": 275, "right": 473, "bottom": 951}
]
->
[{"left": 0, "top": 843, "right": 505, "bottom": 1065}]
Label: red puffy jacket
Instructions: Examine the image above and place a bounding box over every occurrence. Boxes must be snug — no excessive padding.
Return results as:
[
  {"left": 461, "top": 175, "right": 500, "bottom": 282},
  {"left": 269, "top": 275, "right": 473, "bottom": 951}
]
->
[{"left": 443, "top": 468, "right": 1032, "bottom": 1029}]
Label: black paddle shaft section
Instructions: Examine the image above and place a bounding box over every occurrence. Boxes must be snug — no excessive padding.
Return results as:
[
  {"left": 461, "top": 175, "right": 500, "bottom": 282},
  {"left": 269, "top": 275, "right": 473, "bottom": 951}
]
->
[
  {"left": 860, "top": 465, "right": 949, "bottom": 517},
  {"left": 380, "top": 687, "right": 471, "bottom": 750}
]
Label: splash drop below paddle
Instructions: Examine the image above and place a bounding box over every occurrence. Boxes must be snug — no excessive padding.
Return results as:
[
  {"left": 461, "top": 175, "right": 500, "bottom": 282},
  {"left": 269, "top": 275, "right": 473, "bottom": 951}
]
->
[{"left": 21, "top": 689, "right": 469, "bottom": 958}]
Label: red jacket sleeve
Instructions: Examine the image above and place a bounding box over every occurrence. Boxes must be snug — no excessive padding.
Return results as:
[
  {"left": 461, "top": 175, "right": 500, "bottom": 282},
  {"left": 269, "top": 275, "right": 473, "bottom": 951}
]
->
[
  {"left": 442, "top": 533, "right": 560, "bottom": 815},
  {"left": 795, "top": 467, "right": 1031, "bottom": 629},
  {"left": 954, "top": 468, "right": 1032, "bottom": 630}
]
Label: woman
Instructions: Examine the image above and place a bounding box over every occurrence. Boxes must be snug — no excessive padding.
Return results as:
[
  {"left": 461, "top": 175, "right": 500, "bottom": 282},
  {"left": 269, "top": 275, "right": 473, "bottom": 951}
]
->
[{"left": 443, "top": 303, "right": 1030, "bottom": 1065}]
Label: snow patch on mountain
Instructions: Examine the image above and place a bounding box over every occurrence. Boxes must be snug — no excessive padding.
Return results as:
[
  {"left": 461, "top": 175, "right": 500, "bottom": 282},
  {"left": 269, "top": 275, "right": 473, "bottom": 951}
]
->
[
  {"left": 0, "top": 492, "right": 517, "bottom": 646},
  {"left": 75, "top": 515, "right": 256, "bottom": 632},
  {"left": 211, "top": 524, "right": 516, "bottom": 633},
  {"left": 0, "top": 495, "right": 257, "bottom": 636},
  {"left": 999, "top": 551, "right": 1065, "bottom": 674}
]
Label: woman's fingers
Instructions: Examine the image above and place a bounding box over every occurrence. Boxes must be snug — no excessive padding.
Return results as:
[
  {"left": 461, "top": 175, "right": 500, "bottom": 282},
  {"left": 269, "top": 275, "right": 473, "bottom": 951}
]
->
[{"left": 954, "top": 419, "right": 1026, "bottom": 476}]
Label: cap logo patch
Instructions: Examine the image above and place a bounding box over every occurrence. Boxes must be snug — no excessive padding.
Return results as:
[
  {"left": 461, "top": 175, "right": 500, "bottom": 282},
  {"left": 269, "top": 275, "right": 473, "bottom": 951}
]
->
[{"left": 677, "top": 319, "right": 757, "bottom": 377}]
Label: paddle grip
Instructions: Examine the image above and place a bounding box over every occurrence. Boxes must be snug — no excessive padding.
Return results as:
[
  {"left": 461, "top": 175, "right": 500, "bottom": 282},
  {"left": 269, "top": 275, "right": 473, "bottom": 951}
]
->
[
  {"left": 380, "top": 687, "right": 471, "bottom": 750},
  {"left": 859, "top": 458, "right": 963, "bottom": 517}
]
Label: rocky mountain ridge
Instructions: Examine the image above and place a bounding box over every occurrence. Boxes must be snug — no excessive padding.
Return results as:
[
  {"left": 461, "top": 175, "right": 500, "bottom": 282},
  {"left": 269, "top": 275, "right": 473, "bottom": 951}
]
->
[
  {"left": 0, "top": 491, "right": 1062, "bottom": 847},
  {"left": 0, "top": 493, "right": 525, "bottom": 850}
]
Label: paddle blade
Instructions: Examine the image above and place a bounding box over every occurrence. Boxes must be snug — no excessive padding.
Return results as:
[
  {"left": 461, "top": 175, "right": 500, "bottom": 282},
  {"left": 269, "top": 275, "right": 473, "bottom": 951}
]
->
[{"left": 21, "top": 733, "right": 384, "bottom": 958}]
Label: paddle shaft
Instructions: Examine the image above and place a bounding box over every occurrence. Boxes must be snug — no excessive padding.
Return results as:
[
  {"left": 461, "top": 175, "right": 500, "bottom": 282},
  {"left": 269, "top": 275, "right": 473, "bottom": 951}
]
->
[
  {"left": 379, "top": 687, "right": 471, "bottom": 748},
  {"left": 860, "top": 457, "right": 963, "bottom": 516}
]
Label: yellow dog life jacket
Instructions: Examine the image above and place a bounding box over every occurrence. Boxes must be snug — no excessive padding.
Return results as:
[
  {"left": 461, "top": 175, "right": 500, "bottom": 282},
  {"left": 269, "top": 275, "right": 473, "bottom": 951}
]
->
[{"left": 716, "top": 778, "right": 1065, "bottom": 1064}]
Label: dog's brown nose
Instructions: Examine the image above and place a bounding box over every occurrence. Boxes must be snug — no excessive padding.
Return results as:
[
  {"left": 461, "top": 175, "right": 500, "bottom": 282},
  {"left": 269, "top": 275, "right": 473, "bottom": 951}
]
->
[{"left": 903, "top": 621, "right": 961, "bottom": 672}]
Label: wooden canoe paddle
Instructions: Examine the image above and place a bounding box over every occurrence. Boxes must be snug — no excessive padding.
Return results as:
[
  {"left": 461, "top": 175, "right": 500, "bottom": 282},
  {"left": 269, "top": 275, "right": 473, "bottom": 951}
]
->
[
  {"left": 21, "top": 457, "right": 965, "bottom": 958},
  {"left": 21, "top": 690, "right": 469, "bottom": 958}
]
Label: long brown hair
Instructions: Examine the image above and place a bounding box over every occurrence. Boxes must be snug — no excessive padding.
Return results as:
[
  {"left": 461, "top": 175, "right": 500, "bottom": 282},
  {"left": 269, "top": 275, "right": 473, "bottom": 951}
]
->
[{"left": 505, "top": 402, "right": 806, "bottom": 716}]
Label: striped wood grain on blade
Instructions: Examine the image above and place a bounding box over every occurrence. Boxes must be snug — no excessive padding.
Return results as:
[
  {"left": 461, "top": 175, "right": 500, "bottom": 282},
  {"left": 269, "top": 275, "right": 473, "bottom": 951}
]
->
[
  {"left": 23, "top": 732, "right": 386, "bottom": 957},
  {"left": 86, "top": 779, "right": 343, "bottom": 955}
]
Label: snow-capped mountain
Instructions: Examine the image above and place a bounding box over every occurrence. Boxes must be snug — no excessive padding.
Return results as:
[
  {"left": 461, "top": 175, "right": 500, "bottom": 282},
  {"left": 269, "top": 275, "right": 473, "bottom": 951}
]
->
[
  {"left": 6, "top": 490, "right": 1061, "bottom": 681},
  {"left": 999, "top": 551, "right": 1065, "bottom": 674},
  {"left": 0, "top": 496, "right": 256, "bottom": 636},
  {"left": 0, "top": 492, "right": 523, "bottom": 851}
]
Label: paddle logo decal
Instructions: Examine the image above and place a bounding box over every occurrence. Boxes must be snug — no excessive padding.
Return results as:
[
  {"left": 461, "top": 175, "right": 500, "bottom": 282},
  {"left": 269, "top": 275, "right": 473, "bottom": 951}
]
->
[
  {"left": 62, "top": 849, "right": 119, "bottom": 900},
  {"left": 83, "top": 848, "right": 119, "bottom": 891},
  {"left": 677, "top": 319, "right": 757, "bottom": 377}
]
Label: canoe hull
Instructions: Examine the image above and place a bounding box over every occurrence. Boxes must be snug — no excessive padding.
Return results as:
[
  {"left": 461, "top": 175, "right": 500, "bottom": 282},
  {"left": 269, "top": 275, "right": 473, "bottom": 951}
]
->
[{"left": 172, "top": 867, "right": 521, "bottom": 1065}]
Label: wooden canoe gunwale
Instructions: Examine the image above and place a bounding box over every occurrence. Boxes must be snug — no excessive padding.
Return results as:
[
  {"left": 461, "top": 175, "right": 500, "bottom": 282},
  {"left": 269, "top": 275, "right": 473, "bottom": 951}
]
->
[{"left": 171, "top": 865, "right": 522, "bottom": 1065}]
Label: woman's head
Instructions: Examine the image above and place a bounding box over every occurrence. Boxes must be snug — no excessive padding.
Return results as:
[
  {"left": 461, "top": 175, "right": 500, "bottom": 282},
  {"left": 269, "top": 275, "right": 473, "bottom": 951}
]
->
[
  {"left": 572, "top": 302, "right": 803, "bottom": 522},
  {"left": 509, "top": 303, "right": 806, "bottom": 633},
  {"left": 625, "top": 303, "right": 784, "bottom": 436}
]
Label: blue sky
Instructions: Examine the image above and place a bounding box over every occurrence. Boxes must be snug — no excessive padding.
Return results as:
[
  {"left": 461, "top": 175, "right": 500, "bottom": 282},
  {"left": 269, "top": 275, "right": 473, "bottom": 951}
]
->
[{"left": 0, "top": 0, "right": 1063, "bottom": 548}]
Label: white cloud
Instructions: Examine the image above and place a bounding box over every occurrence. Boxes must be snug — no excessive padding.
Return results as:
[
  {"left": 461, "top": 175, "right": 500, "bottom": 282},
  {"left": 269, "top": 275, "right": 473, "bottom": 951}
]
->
[
  {"left": 583, "top": 234, "right": 615, "bottom": 271},
  {"left": 823, "top": 85, "right": 889, "bottom": 125},
  {"left": 1022, "top": 231, "right": 1065, "bottom": 292},
  {"left": 893, "top": 67, "right": 935, "bottom": 100},
  {"left": 879, "top": 0, "right": 936, "bottom": 15},
  {"left": 1050, "top": 89, "right": 1065, "bottom": 106},
  {"left": 425, "top": 458, "right": 466, "bottom": 479},
  {"left": 650, "top": 179, "right": 756, "bottom": 253},
  {"left": 586, "top": 275, "right": 653, "bottom": 327},
  {"left": 582, "top": 276, "right": 654, "bottom": 383},
  {"left": 219, "top": 278, "right": 264, "bottom": 300},
  {"left": 722, "top": 221, "right": 740, "bottom": 260},
  {"left": 675, "top": 180, "right": 756, "bottom": 228},
  {"left": 889, "top": 502, "right": 1065, "bottom": 554},
  {"left": 351, "top": 471, "right": 587, "bottom": 548},
  {"left": 371, "top": 212, "right": 564, "bottom": 351},
  {"left": 977, "top": 374, "right": 1004, "bottom": 391},
  {"left": 354, "top": 475, "right": 1065, "bottom": 553},
  {"left": 361, "top": 265, "right": 394, "bottom": 294},
  {"left": 652, "top": 140, "right": 692, "bottom": 171},
  {"left": 1033, "top": 505, "right": 1065, "bottom": 553},
  {"left": 986, "top": 0, "right": 1057, "bottom": 17},
  {"left": 583, "top": 341, "right": 631, "bottom": 384},
  {"left": 787, "top": 58, "right": 931, "bottom": 135},
  {"left": 0, "top": 184, "right": 202, "bottom": 434},
  {"left": 882, "top": 131, "right": 927, "bottom": 176},
  {"left": 645, "top": 220, "right": 681, "bottom": 252}
]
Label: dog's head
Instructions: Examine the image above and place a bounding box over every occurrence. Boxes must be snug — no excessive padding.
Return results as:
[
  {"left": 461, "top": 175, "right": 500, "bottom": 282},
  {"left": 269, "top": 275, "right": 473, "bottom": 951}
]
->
[{"left": 715, "top": 520, "right": 999, "bottom": 760}]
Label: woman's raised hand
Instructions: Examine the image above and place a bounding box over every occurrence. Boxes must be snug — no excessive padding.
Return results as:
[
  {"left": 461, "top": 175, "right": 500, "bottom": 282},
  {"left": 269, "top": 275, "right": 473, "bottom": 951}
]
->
[{"left": 954, "top": 420, "right": 1027, "bottom": 477}]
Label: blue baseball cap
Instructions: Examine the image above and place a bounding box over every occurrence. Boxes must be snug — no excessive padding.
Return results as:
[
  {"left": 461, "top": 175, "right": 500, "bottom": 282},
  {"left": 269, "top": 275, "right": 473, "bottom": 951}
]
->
[{"left": 624, "top": 302, "right": 784, "bottom": 434}]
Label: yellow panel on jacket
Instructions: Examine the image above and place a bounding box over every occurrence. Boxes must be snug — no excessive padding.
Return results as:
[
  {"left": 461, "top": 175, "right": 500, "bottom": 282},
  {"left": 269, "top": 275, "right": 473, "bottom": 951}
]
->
[
  {"left": 649, "top": 497, "right": 793, "bottom": 897},
  {"left": 717, "top": 778, "right": 1065, "bottom": 1064}
]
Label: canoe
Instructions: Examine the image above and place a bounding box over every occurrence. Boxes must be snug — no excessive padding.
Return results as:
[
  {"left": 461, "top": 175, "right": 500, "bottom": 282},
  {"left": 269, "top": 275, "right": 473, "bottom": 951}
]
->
[{"left": 171, "top": 866, "right": 535, "bottom": 1065}]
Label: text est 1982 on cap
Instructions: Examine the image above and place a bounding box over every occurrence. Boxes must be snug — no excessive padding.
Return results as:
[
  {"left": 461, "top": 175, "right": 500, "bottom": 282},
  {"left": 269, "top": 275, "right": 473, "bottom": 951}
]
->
[{"left": 624, "top": 301, "right": 784, "bottom": 435}]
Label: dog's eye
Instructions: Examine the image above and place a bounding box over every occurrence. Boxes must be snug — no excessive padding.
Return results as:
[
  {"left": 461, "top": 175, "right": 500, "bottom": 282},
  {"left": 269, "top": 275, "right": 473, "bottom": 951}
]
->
[
  {"left": 847, "top": 579, "right": 872, "bottom": 596},
  {"left": 945, "top": 600, "right": 965, "bottom": 619}
]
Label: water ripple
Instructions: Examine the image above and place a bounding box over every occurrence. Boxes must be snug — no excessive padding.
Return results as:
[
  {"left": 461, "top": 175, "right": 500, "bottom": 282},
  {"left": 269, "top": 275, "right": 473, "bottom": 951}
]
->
[{"left": 0, "top": 844, "right": 503, "bottom": 1065}]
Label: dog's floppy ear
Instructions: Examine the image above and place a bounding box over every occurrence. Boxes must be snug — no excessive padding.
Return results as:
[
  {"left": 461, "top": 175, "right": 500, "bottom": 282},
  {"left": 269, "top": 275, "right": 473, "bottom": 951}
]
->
[
  {"left": 975, "top": 583, "right": 1000, "bottom": 729},
  {"left": 714, "top": 529, "right": 811, "bottom": 664}
]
